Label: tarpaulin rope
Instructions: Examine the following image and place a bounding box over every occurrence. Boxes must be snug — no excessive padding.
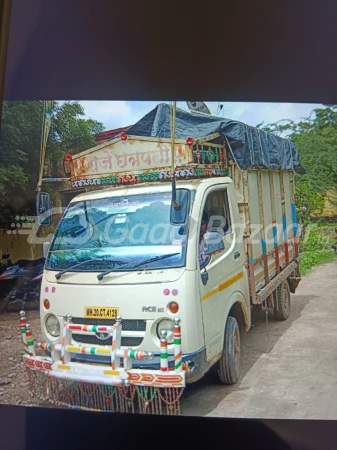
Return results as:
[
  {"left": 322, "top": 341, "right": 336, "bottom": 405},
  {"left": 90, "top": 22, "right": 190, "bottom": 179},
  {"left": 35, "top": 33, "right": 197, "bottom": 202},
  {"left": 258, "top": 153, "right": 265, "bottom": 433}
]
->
[{"left": 37, "top": 101, "right": 54, "bottom": 192}]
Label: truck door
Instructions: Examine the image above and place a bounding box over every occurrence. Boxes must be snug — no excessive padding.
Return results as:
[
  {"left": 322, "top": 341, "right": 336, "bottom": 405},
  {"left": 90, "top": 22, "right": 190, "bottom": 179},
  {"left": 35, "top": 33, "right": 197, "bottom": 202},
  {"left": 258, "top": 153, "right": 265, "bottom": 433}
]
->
[{"left": 198, "top": 186, "right": 247, "bottom": 361}]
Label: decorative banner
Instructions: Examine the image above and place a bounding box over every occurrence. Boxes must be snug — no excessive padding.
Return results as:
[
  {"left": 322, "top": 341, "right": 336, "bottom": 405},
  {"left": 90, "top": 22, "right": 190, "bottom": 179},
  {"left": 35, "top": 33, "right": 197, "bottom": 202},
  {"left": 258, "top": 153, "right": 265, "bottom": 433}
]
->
[{"left": 72, "top": 140, "right": 191, "bottom": 178}]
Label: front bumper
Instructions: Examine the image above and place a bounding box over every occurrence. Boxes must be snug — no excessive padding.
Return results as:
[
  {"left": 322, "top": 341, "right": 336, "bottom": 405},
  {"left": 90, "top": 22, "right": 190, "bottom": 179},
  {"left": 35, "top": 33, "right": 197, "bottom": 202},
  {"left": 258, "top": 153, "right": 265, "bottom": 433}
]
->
[
  {"left": 70, "top": 347, "right": 207, "bottom": 381},
  {"left": 23, "top": 355, "right": 186, "bottom": 388},
  {"left": 21, "top": 311, "right": 193, "bottom": 389}
]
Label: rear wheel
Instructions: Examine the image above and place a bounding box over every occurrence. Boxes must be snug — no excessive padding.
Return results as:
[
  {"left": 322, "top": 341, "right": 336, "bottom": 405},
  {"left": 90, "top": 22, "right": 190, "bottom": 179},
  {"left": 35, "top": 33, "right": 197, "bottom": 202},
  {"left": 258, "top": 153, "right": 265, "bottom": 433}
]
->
[
  {"left": 218, "top": 316, "right": 241, "bottom": 385},
  {"left": 273, "top": 280, "right": 291, "bottom": 321}
]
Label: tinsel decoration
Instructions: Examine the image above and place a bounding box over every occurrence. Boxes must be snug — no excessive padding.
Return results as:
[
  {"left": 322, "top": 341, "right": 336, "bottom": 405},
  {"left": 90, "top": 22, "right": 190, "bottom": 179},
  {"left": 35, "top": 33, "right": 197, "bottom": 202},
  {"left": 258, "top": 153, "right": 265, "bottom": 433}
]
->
[{"left": 27, "top": 371, "right": 184, "bottom": 415}]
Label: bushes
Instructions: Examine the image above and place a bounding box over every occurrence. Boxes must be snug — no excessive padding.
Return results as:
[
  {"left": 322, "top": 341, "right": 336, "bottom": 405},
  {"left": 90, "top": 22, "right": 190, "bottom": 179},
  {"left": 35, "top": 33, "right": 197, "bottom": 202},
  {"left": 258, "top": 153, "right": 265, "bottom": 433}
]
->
[
  {"left": 300, "top": 250, "right": 336, "bottom": 276},
  {"left": 300, "top": 224, "right": 337, "bottom": 275}
]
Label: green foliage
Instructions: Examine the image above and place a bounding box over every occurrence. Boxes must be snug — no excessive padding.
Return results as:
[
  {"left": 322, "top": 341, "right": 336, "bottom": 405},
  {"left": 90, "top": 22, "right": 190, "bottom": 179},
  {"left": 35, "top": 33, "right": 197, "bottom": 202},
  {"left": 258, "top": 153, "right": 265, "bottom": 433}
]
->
[
  {"left": 300, "top": 251, "right": 336, "bottom": 276},
  {"left": 259, "top": 105, "right": 337, "bottom": 227},
  {"left": 0, "top": 101, "right": 104, "bottom": 227},
  {"left": 300, "top": 224, "right": 337, "bottom": 253},
  {"left": 47, "top": 102, "right": 104, "bottom": 163},
  {"left": 299, "top": 224, "right": 337, "bottom": 275}
]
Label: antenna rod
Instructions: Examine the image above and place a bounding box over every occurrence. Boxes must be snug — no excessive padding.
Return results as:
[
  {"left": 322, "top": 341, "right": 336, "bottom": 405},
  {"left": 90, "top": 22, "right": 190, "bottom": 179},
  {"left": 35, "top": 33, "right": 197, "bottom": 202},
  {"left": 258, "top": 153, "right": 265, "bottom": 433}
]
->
[{"left": 170, "top": 101, "right": 180, "bottom": 210}]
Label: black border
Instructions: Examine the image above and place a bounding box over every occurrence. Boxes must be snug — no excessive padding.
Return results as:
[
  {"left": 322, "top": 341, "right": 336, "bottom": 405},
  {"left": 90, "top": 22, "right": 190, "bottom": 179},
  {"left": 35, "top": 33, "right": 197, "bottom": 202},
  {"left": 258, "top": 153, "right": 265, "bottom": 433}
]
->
[{"left": 4, "top": 0, "right": 337, "bottom": 102}]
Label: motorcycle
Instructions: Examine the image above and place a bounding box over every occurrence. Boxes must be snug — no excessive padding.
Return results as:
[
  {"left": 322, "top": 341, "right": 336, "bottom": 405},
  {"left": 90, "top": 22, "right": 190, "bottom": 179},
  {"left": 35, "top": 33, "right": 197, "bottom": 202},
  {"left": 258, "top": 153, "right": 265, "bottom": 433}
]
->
[
  {"left": 0, "top": 253, "right": 13, "bottom": 275},
  {"left": 0, "top": 253, "right": 15, "bottom": 299},
  {"left": 0, "top": 257, "right": 44, "bottom": 312}
]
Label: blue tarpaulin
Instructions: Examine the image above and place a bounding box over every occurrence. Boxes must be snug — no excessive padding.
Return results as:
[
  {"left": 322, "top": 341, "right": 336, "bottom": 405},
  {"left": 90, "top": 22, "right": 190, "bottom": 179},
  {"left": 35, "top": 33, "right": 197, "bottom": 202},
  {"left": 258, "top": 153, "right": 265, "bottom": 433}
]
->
[{"left": 124, "top": 103, "right": 305, "bottom": 174}]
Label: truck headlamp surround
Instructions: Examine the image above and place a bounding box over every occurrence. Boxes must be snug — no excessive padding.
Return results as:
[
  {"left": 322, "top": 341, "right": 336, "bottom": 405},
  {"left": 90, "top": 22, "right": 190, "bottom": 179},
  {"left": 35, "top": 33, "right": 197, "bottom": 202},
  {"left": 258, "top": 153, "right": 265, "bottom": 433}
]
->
[
  {"left": 45, "top": 314, "right": 60, "bottom": 337},
  {"left": 156, "top": 319, "right": 174, "bottom": 344}
]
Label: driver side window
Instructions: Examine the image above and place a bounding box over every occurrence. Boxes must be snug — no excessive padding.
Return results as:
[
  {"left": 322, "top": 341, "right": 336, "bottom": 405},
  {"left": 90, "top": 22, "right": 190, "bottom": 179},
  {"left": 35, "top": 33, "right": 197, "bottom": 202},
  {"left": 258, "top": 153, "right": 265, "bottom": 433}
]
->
[
  {"left": 205, "top": 189, "right": 231, "bottom": 235},
  {"left": 199, "top": 189, "right": 232, "bottom": 269}
]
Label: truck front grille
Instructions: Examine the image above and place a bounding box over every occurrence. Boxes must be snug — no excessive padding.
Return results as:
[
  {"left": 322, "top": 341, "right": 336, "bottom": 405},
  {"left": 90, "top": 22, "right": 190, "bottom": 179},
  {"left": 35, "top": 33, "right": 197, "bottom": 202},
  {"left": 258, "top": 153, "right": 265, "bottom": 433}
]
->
[
  {"left": 71, "top": 317, "right": 145, "bottom": 348},
  {"left": 73, "top": 334, "right": 143, "bottom": 347}
]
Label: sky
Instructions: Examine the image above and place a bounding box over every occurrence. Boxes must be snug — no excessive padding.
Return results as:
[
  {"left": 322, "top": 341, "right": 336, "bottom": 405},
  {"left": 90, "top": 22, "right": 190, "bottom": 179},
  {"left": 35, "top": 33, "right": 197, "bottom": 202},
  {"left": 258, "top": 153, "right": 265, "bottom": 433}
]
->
[{"left": 63, "top": 101, "right": 323, "bottom": 132}]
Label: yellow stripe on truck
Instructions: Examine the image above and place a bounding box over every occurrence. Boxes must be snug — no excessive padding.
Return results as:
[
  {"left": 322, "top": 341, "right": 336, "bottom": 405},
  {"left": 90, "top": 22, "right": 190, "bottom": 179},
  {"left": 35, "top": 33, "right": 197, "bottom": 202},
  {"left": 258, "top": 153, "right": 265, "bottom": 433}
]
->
[{"left": 201, "top": 272, "right": 244, "bottom": 301}]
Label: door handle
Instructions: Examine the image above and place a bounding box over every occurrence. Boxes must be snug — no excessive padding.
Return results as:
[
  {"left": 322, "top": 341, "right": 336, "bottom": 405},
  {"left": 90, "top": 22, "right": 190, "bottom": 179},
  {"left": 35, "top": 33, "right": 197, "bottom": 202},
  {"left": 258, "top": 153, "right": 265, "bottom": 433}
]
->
[
  {"left": 201, "top": 270, "right": 209, "bottom": 286},
  {"left": 234, "top": 251, "right": 240, "bottom": 259}
]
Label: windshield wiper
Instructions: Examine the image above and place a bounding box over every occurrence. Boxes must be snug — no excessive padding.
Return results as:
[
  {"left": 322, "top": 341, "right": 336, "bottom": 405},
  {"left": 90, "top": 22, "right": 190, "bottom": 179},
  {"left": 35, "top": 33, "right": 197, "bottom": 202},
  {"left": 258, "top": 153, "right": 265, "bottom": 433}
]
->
[
  {"left": 55, "top": 258, "right": 121, "bottom": 280},
  {"left": 97, "top": 253, "right": 180, "bottom": 280}
]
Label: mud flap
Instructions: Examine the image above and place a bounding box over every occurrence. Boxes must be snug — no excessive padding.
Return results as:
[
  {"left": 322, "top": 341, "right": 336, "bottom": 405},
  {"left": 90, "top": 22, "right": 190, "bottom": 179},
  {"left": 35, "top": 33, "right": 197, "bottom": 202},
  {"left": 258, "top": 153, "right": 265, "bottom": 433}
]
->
[{"left": 288, "top": 264, "right": 301, "bottom": 293}]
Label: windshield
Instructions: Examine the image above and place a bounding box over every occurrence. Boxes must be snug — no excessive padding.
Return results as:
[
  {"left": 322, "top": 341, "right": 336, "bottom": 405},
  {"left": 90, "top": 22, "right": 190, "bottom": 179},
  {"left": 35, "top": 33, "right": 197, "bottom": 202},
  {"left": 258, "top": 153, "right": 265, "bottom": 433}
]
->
[{"left": 46, "top": 190, "right": 191, "bottom": 272}]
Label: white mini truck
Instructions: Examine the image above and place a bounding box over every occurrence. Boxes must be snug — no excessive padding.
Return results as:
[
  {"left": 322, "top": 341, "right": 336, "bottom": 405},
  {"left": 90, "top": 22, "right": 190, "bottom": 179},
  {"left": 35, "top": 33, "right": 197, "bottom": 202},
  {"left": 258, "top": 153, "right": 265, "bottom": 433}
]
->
[{"left": 22, "top": 132, "right": 301, "bottom": 412}]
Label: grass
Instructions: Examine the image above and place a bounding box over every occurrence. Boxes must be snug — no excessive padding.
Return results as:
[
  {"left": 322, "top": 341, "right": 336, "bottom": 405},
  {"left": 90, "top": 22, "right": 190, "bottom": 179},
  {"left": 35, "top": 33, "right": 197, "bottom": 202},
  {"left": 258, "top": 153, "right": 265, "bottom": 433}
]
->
[
  {"left": 300, "top": 250, "right": 336, "bottom": 276},
  {"left": 299, "top": 223, "right": 337, "bottom": 276}
]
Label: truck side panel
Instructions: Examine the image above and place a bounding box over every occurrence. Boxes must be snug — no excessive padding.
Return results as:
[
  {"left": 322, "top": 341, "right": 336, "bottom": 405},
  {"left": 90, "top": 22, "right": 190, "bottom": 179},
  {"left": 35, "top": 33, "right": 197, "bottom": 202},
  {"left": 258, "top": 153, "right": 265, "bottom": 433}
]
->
[
  {"left": 231, "top": 165, "right": 298, "bottom": 302},
  {"left": 283, "top": 171, "right": 296, "bottom": 259}
]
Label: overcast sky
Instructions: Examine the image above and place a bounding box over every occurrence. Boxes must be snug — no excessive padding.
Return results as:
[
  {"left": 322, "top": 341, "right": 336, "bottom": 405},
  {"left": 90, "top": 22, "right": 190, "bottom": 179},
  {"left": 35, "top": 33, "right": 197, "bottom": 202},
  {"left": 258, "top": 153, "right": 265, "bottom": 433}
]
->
[{"left": 62, "top": 101, "right": 323, "bottom": 132}]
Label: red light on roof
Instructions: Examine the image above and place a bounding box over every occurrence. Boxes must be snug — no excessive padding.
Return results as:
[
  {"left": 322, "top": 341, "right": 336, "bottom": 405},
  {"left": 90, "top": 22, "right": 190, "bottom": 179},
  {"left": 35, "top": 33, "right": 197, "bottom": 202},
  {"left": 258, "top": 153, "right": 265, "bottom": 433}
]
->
[
  {"left": 64, "top": 154, "right": 72, "bottom": 162},
  {"left": 121, "top": 133, "right": 128, "bottom": 141},
  {"left": 186, "top": 137, "right": 194, "bottom": 145}
]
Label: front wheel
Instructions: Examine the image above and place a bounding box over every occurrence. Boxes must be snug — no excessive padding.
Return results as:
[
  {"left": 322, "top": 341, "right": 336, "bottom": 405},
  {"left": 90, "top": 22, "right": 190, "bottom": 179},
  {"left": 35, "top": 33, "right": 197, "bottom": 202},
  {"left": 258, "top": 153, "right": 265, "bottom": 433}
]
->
[{"left": 218, "top": 316, "right": 241, "bottom": 385}]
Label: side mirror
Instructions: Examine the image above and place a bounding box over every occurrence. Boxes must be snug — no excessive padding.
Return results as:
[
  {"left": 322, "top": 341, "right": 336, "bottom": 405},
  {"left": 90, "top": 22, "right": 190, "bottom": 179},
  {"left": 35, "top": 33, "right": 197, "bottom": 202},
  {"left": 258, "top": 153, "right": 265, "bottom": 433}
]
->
[
  {"left": 43, "top": 242, "right": 51, "bottom": 259},
  {"left": 36, "top": 192, "right": 52, "bottom": 226},
  {"left": 170, "top": 189, "right": 190, "bottom": 225},
  {"left": 203, "top": 231, "right": 225, "bottom": 256}
]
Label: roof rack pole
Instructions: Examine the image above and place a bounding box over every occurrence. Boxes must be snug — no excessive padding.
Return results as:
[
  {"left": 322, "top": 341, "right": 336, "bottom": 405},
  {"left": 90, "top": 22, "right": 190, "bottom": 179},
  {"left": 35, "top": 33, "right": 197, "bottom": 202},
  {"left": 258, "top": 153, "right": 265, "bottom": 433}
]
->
[{"left": 170, "top": 101, "right": 180, "bottom": 210}]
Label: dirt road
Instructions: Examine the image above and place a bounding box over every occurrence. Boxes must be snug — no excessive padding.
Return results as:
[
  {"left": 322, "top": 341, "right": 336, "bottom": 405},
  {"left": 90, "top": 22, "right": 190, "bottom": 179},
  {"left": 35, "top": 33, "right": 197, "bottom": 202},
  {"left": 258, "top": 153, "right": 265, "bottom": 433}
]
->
[
  {"left": 182, "top": 260, "right": 337, "bottom": 418},
  {"left": 0, "top": 310, "right": 41, "bottom": 407},
  {"left": 0, "top": 261, "right": 336, "bottom": 418}
]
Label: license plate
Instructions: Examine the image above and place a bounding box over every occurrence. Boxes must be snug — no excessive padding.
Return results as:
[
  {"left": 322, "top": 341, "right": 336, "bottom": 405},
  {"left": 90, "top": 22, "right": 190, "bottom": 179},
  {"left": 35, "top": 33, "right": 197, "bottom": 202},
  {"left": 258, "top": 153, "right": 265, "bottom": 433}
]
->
[{"left": 84, "top": 307, "right": 119, "bottom": 319}]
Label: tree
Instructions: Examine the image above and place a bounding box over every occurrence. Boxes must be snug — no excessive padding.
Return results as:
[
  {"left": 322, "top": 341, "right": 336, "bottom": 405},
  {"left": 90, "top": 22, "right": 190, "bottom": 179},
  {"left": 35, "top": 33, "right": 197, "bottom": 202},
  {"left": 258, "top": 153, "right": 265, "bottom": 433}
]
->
[
  {"left": 47, "top": 102, "right": 105, "bottom": 163},
  {"left": 0, "top": 101, "right": 104, "bottom": 227},
  {"left": 258, "top": 105, "right": 337, "bottom": 227}
]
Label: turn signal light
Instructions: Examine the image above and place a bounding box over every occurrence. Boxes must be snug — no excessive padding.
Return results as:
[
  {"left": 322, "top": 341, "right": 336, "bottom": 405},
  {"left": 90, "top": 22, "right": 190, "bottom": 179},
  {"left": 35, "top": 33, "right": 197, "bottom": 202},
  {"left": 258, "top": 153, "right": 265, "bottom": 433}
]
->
[
  {"left": 168, "top": 302, "right": 179, "bottom": 314},
  {"left": 43, "top": 299, "right": 50, "bottom": 310}
]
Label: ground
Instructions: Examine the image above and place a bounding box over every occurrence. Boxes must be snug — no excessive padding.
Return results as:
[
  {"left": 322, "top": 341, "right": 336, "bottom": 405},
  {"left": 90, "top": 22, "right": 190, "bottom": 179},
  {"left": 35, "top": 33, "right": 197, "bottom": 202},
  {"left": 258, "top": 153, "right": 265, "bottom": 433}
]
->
[
  {"left": 0, "top": 310, "right": 41, "bottom": 407},
  {"left": 0, "top": 261, "right": 336, "bottom": 417},
  {"left": 182, "top": 260, "right": 337, "bottom": 418}
]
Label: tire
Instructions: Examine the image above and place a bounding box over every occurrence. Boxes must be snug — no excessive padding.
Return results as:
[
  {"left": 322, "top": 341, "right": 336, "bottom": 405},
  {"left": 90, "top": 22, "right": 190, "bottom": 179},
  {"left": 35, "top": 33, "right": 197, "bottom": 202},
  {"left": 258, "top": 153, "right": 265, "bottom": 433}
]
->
[
  {"left": 273, "top": 280, "right": 291, "bottom": 321},
  {"left": 218, "top": 316, "right": 241, "bottom": 385}
]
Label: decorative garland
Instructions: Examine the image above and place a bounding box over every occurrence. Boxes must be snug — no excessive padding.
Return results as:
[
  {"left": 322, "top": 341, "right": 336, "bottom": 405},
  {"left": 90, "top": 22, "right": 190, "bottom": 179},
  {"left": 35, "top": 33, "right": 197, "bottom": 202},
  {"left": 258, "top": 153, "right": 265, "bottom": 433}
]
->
[
  {"left": 71, "top": 167, "right": 229, "bottom": 188},
  {"left": 194, "top": 146, "right": 227, "bottom": 163},
  {"left": 28, "top": 370, "right": 184, "bottom": 416}
]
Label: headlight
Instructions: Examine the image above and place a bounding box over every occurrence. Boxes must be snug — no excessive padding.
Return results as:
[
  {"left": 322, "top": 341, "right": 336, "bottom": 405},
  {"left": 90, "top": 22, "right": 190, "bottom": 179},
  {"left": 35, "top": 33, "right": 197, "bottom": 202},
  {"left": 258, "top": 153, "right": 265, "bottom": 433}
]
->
[
  {"left": 156, "top": 319, "right": 174, "bottom": 344},
  {"left": 45, "top": 314, "right": 60, "bottom": 337}
]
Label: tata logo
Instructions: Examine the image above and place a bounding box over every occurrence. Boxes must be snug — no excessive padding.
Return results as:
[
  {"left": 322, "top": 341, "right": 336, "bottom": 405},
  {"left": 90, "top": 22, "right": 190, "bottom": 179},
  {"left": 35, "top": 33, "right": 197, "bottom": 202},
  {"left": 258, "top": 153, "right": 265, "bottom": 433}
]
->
[{"left": 95, "top": 332, "right": 109, "bottom": 341}]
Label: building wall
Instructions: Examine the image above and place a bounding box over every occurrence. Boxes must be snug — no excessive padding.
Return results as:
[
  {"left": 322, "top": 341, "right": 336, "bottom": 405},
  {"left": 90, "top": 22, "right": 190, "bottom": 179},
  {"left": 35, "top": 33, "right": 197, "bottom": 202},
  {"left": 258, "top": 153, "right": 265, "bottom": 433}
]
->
[
  {"left": 0, "top": 228, "right": 43, "bottom": 262},
  {"left": 312, "top": 189, "right": 337, "bottom": 219}
]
